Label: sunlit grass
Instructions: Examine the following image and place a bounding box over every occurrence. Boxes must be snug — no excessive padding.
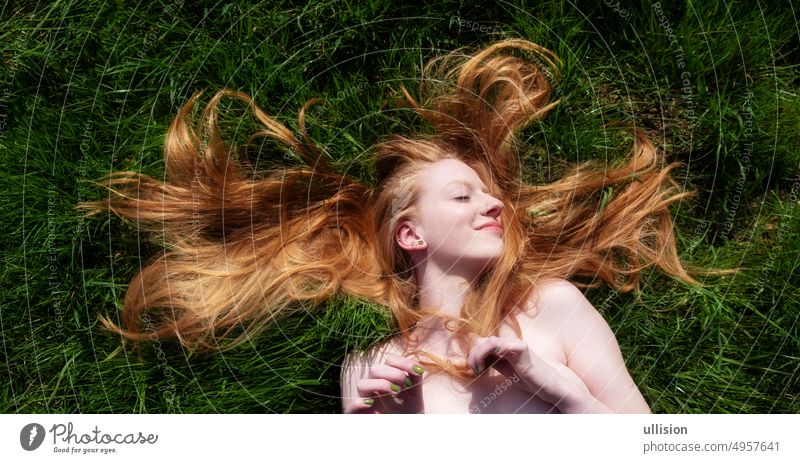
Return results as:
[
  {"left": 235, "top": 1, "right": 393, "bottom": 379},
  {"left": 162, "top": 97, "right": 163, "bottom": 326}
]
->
[{"left": 1, "top": 0, "right": 797, "bottom": 413}]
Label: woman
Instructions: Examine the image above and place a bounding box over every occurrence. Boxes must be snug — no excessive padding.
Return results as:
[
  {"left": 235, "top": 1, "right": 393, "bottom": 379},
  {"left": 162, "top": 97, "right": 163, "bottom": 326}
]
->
[
  {"left": 77, "top": 39, "right": 728, "bottom": 413},
  {"left": 341, "top": 158, "right": 652, "bottom": 413}
]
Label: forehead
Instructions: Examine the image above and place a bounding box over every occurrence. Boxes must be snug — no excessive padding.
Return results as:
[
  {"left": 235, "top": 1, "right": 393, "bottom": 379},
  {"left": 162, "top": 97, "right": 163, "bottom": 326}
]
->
[{"left": 419, "top": 159, "right": 485, "bottom": 190}]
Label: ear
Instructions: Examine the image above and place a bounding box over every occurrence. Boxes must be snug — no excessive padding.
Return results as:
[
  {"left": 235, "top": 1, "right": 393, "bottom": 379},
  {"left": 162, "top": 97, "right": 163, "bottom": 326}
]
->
[{"left": 396, "top": 220, "right": 426, "bottom": 251}]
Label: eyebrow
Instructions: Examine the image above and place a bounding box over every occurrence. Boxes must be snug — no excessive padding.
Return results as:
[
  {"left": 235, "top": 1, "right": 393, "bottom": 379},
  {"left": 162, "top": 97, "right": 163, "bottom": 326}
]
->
[{"left": 443, "top": 180, "right": 489, "bottom": 192}]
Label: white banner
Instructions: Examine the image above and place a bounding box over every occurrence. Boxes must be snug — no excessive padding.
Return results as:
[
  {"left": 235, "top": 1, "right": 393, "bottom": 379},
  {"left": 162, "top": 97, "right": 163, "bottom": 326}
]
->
[{"left": 1, "top": 414, "right": 796, "bottom": 462}]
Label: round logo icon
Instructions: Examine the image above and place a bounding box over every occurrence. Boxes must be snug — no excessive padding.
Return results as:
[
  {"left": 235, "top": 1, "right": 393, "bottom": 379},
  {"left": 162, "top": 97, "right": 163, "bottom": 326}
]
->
[{"left": 20, "top": 423, "right": 46, "bottom": 451}]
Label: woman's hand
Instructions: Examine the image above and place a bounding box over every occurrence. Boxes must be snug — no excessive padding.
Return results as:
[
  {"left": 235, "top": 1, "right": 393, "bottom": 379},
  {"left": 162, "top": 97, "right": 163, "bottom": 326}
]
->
[
  {"left": 467, "top": 335, "right": 594, "bottom": 410},
  {"left": 343, "top": 354, "right": 426, "bottom": 414}
]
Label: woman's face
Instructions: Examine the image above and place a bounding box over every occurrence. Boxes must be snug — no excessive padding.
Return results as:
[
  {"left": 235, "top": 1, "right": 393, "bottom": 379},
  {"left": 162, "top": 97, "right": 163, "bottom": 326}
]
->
[{"left": 396, "top": 159, "right": 505, "bottom": 276}]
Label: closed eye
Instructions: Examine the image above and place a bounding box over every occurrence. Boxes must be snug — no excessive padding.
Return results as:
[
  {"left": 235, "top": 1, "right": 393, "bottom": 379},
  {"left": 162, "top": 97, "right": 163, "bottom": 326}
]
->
[{"left": 454, "top": 196, "right": 470, "bottom": 201}]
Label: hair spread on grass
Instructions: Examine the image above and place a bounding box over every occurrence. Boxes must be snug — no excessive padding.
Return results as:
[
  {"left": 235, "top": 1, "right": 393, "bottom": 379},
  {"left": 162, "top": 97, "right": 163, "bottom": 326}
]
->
[{"left": 77, "top": 39, "right": 735, "bottom": 380}]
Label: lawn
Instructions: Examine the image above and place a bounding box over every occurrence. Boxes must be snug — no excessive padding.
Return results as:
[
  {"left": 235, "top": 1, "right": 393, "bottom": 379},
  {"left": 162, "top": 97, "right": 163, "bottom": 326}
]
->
[{"left": 1, "top": 0, "right": 798, "bottom": 413}]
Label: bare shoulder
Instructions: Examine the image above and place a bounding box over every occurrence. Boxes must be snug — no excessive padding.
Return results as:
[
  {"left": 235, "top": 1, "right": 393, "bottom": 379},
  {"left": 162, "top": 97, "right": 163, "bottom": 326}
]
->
[
  {"left": 507, "top": 278, "right": 585, "bottom": 365},
  {"left": 523, "top": 279, "right": 652, "bottom": 413},
  {"left": 520, "top": 278, "right": 591, "bottom": 321},
  {"left": 516, "top": 278, "right": 609, "bottom": 348},
  {"left": 525, "top": 280, "right": 631, "bottom": 378}
]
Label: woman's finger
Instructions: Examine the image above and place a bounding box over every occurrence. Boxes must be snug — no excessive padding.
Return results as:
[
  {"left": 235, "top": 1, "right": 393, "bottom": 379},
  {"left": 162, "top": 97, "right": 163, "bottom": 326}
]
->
[
  {"left": 350, "top": 356, "right": 426, "bottom": 414},
  {"left": 467, "top": 336, "right": 501, "bottom": 375},
  {"left": 468, "top": 336, "right": 529, "bottom": 376},
  {"left": 368, "top": 364, "right": 414, "bottom": 389},
  {"left": 344, "top": 398, "right": 379, "bottom": 414},
  {"left": 383, "top": 355, "right": 426, "bottom": 412},
  {"left": 357, "top": 378, "right": 404, "bottom": 400},
  {"left": 384, "top": 354, "right": 426, "bottom": 380}
]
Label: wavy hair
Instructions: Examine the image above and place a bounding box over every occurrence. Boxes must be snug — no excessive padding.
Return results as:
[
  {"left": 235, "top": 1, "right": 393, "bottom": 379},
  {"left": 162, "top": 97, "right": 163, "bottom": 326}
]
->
[{"left": 77, "top": 39, "right": 734, "bottom": 379}]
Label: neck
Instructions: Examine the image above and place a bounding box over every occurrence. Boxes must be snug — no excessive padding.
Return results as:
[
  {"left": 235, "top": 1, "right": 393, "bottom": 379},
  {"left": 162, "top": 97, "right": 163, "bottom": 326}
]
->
[
  {"left": 417, "top": 260, "right": 479, "bottom": 311},
  {"left": 407, "top": 268, "right": 474, "bottom": 353},
  {"left": 407, "top": 257, "right": 491, "bottom": 345}
]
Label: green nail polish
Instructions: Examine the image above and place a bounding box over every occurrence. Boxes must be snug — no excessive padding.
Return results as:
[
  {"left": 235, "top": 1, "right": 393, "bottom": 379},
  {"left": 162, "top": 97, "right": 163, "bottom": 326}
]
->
[
  {"left": 363, "top": 398, "right": 374, "bottom": 406},
  {"left": 404, "top": 376, "right": 413, "bottom": 387},
  {"left": 413, "top": 365, "right": 425, "bottom": 375},
  {"left": 390, "top": 383, "right": 401, "bottom": 392}
]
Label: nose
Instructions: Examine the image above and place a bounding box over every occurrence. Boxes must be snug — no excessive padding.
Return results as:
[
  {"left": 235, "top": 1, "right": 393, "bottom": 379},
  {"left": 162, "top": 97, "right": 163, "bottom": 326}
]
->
[{"left": 484, "top": 195, "right": 504, "bottom": 219}]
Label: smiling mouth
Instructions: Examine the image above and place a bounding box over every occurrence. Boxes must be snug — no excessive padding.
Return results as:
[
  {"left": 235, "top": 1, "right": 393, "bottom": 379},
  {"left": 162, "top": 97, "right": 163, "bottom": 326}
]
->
[{"left": 478, "top": 225, "right": 503, "bottom": 234}]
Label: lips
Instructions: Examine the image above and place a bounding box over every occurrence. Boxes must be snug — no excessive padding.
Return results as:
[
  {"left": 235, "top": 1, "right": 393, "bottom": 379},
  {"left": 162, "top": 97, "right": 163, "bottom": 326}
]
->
[{"left": 477, "top": 222, "right": 503, "bottom": 233}]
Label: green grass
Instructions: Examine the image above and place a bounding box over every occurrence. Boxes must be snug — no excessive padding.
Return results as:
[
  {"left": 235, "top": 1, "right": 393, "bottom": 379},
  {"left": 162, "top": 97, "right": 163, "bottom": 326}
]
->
[{"left": 1, "top": 0, "right": 798, "bottom": 413}]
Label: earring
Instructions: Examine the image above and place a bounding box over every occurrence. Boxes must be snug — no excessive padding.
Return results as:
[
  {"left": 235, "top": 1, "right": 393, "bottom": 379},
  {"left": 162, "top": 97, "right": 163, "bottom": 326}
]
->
[{"left": 417, "top": 240, "right": 424, "bottom": 245}]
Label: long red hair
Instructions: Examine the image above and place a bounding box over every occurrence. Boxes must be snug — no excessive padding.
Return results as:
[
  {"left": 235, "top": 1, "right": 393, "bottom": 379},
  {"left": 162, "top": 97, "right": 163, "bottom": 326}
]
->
[{"left": 77, "top": 39, "right": 734, "bottom": 378}]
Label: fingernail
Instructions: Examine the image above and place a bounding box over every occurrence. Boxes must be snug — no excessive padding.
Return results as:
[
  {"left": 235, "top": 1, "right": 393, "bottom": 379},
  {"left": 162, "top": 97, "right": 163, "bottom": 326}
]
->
[
  {"left": 412, "top": 364, "right": 425, "bottom": 375},
  {"left": 404, "top": 376, "right": 413, "bottom": 387},
  {"left": 363, "top": 398, "right": 374, "bottom": 406},
  {"left": 390, "top": 383, "right": 401, "bottom": 392}
]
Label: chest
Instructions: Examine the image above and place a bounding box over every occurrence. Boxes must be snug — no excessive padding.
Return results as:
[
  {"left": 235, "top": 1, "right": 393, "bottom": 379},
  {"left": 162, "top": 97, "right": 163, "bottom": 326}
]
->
[
  {"left": 420, "top": 368, "right": 559, "bottom": 413},
  {"left": 414, "top": 319, "right": 568, "bottom": 413}
]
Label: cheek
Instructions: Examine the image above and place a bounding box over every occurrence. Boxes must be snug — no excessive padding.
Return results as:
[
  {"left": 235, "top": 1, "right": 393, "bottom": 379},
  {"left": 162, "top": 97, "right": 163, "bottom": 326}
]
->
[
  {"left": 442, "top": 219, "right": 482, "bottom": 250},
  {"left": 450, "top": 207, "right": 474, "bottom": 224},
  {"left": 438, "top": 210, "right": 474, "bottom": 237}
]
